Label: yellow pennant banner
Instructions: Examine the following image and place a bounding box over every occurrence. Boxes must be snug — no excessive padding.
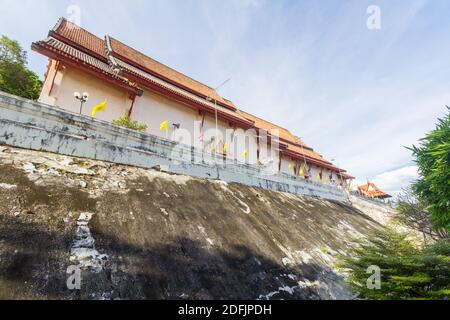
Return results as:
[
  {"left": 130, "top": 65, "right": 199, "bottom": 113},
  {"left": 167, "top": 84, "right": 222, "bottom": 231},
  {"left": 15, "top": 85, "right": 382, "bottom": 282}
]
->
[
  {"left": 160, "top": 120, "right": 168, "bottom": 131},
  {"left": 91, "top": 101, "right": 107, "bottom": 118}
]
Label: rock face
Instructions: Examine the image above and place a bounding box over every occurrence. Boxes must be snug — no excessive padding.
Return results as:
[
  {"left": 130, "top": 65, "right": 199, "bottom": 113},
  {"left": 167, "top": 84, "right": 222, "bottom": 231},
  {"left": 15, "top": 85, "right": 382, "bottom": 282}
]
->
[{"left": 0, "top": 146, "right": 383, "bottom": 300}]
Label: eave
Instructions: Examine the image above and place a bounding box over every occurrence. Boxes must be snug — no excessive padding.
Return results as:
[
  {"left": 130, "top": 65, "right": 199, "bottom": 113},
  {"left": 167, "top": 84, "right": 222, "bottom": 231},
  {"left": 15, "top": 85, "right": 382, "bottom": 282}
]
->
[
  {"left": 31, "top": 41, "right": 143, "bottom": 97},
  {"left": 281, "top": 148, "right": 354, "bottom": 178}
]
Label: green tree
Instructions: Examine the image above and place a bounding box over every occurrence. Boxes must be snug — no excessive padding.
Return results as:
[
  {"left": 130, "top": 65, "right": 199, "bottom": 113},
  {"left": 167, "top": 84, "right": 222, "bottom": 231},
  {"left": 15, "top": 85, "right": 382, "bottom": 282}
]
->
[
  {"left": 0, "top": 35, "right": 42, "bottom": 100},
  {"left": 337, "top": 228, "right": 450, "bottom": 300},
  {"left": 112, "top": 115, "right": 148, "bottom": 132},
  {"left": 409, "top": 108, "right": 450, "bottom": 232},
  {"left": 338, "top": 110, "right": 450, "bottom": 300}
]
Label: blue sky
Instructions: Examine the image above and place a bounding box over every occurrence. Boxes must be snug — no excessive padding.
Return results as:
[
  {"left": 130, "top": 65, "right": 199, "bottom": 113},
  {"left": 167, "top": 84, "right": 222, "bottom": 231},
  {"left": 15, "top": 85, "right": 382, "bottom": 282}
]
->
[{"left": 1, "top": 0, "right": 449, "bottom": 195}]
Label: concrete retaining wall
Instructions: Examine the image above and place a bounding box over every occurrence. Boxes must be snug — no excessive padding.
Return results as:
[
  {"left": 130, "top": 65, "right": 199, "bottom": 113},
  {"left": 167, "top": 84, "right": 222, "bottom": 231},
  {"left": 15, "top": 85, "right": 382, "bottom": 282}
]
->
[
  {"left": 0, "top": 91, "right": 347, "bottom": 202},
  {"left": 348, "top": 194, "right": 396, "bottom": 226}
]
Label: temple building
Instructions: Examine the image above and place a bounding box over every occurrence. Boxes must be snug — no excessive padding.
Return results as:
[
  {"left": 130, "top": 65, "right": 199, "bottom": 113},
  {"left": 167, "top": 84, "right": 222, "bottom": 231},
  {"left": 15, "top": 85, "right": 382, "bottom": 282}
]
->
[
  {"left": 32, "top": 18, "right": 354, "bottom": 186},
  {"left": 357, "top": 181, "right": 392, "bottom": 200}
]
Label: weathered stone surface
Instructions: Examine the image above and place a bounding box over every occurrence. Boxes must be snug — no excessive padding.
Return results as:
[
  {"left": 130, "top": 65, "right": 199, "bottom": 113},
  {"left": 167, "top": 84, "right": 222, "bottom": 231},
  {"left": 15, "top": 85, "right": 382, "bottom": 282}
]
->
[{"left": 0, "top": 146, "right": 386, "bottom": 300}]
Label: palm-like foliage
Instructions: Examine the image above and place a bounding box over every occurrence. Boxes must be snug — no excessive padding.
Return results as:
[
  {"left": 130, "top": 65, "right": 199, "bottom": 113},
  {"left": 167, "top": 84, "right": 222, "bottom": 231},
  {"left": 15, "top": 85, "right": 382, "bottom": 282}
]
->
[{"left": 409, "top": 107, "right": 450, "bottom": 232}]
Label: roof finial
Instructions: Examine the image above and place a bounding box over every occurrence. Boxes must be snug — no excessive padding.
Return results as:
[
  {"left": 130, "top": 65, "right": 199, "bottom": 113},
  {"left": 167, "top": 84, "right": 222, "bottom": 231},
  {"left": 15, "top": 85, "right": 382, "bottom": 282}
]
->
[{"left": 104, "top": 35, "right": 122, "bottom": 75}]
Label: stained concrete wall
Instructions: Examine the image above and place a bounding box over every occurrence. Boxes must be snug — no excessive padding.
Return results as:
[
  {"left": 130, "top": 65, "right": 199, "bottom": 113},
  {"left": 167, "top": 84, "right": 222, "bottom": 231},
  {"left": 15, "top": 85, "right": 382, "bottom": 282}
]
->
[{"left": 0, "top": 91, "right": 347, "bottom": 202}]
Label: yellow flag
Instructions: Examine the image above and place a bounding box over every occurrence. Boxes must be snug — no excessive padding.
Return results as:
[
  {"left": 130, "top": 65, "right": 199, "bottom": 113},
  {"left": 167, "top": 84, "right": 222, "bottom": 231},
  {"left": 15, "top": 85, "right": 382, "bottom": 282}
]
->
[
  {"left": 299, "top": 168, "right": 304, "bottom": 176},
  {"left": 90, "top": 101, "right": 107, "bottom": 118},
  {"left": 317, "top": 174, "right": 321, "bottom": 181},
  {"left": 243, "top": 149, "right": 248, "bottom": 158},
  {"left": 288, "top": 163, "right": 293, "bottom": 171},
  {"left": 223, "top": 143, "right": 228, "bottom": 154},
  {"left": 160, "top": 120, "right": 168, "bottom": 131}
]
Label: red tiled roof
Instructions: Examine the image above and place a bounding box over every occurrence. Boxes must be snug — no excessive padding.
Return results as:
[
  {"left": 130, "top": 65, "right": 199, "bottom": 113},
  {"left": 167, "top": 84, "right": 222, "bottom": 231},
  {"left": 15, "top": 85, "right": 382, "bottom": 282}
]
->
[
  {"left": 50, "top": 18, "right": 107, "bottom": 59},
  {"left": 110, "top": 37, "right": 236, "bottom": 109},
  {"left": 237, "top": 110, "right": 308, "bottom": 146},
  {"left": 237, "top": 110, "right": 352, "bottom": 175},
  {"left": 49, "top": 18, "right": 237, "bottom": 111},
  {"left": 109, "top": 36, "right": 236, "bottom": 110},
  {"left": 31, "top": 37, "right": 142, "bottom": 95}
]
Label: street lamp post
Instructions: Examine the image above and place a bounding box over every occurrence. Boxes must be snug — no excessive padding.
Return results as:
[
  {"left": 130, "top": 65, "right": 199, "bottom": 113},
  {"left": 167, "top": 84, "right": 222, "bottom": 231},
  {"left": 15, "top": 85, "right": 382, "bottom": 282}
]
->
[{"left": 74, "top": 91, "right": 89, "bottom": 114}]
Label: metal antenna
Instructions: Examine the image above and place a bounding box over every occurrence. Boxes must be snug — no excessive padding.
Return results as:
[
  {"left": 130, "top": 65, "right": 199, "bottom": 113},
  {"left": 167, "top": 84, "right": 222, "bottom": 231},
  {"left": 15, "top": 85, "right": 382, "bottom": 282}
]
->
[
  {"left": 214, "top": 78, "right": 231, "bottom": 91},
  {"left": 207, "top": 78, "right": 231, "bottom": 155}
]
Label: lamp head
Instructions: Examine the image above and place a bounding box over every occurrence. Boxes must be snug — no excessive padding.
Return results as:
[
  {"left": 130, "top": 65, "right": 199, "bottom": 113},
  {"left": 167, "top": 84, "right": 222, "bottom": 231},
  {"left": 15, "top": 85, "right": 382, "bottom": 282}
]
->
[
  {"left": 82, "top": 92, "right": 89, "bottom": 100},
  {"left": 74, "top": 92, "right": 81, "bottom": 99}
]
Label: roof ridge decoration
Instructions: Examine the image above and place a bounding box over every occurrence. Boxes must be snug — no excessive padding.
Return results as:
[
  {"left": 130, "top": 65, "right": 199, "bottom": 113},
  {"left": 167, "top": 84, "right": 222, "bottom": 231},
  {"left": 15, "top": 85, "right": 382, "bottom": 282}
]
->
[
  {"left": 51, "top": 17, "right": 65, "bottom": 33},
  {"left": 104, "top": 35, "right": 122, "bottom": 75}
]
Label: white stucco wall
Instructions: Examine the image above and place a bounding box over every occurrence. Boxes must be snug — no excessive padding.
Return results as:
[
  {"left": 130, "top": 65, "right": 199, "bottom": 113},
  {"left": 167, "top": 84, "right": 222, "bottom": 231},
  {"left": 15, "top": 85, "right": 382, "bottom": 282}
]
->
[
  {"left": 309, "top": 165, "right": 322, "bottom": 182},
  {"left": 278, "top": 156, "right": 337, "bottom": 185},
  {"left": 40, "top": 65, "right": 132, "bottom": 122},
  {"left": 258, "top": 138, "right": 280, "bottom": 174},
  {"left": 131, "top": 89, "right": 199, "bottom": 143},
  {"left": 200, "top": 114, "right": 233, "bottom": 156},
  {"left": 280, "top": 155, "right": 293, "bottom": 175}
]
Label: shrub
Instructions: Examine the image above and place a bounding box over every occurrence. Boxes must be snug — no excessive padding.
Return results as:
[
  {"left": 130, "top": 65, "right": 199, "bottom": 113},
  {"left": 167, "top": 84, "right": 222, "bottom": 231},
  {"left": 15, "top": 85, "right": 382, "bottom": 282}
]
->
[{"left": 112, "top": 115, "right": 148, "bottom": 132}]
